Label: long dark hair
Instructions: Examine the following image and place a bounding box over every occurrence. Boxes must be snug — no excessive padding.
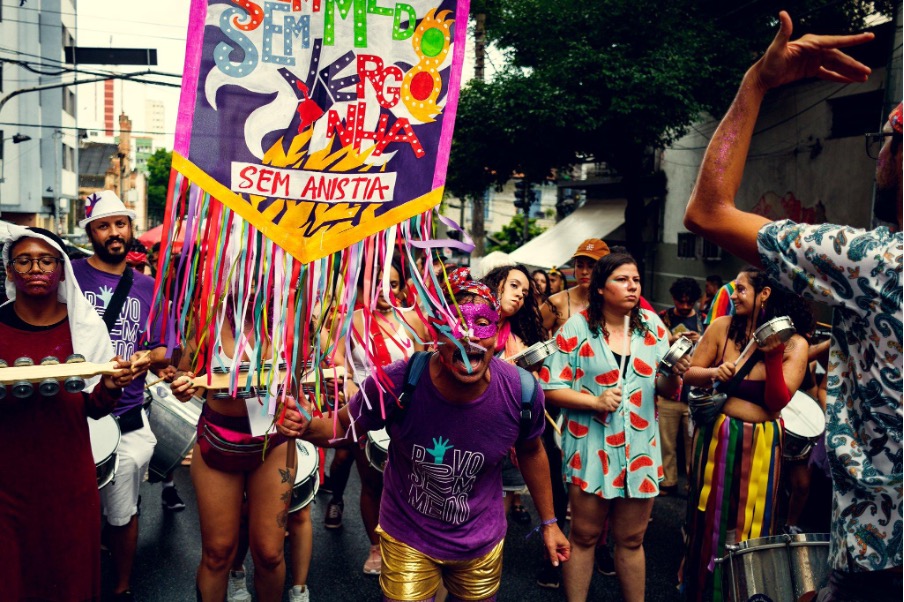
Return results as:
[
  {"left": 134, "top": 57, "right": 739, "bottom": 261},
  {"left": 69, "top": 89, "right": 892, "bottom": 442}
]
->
[
  {"left": 728, "top": 266, "right": 814, "bottom": 348},
  {"left": 586, "top": 253, "right": 646, "bottom": 339},
  {"left": 481, "top": 264, "right": 546, "bottom": 346},
  {"left": 531, "top": 269, "right": 550, "bottom": 299}
]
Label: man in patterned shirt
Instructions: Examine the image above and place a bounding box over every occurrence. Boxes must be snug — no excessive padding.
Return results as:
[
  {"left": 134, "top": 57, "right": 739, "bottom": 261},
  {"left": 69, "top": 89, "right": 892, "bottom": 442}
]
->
[{"left": 684, "top": 11, "right": 901, "bottom": 601}]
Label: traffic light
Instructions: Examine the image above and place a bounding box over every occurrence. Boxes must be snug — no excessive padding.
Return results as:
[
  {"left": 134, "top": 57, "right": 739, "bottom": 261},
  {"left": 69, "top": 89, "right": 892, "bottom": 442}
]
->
[{"left": 514, "top": 180, "right": 530, "bottom": 209}]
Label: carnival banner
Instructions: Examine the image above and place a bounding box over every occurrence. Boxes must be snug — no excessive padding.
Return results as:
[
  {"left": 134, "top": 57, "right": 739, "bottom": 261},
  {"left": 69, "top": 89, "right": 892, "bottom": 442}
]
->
[{"left": 174, "top": 0, "right": 469, "bottom": 262}]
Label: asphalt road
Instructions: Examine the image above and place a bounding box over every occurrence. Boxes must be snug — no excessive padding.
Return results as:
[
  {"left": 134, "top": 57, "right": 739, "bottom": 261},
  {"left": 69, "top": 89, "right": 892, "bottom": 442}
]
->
[{"left": 103, "top": 448, "right": 703, "bottom": 602}]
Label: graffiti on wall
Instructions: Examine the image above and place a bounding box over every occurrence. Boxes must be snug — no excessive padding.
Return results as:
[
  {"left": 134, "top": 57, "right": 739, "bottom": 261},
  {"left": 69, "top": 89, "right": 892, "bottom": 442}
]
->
[{"left": 751, "top": 191, "right": 826, "bottom": 224}]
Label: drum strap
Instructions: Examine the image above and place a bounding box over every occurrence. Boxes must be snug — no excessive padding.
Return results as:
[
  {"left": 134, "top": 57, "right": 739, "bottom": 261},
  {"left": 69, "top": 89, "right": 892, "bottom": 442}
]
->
[
  {"left": 103, "top": 267, "right": 133, "bottom": 333},
  {"left": 397, "top": 351, "right": 537, "bottom": 439}
]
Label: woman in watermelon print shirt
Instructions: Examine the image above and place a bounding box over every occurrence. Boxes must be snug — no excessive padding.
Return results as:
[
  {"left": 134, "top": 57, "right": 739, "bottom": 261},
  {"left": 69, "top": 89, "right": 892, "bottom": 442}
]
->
[{"left": 541, "top": 253, "right": 688, "bottom": 602}]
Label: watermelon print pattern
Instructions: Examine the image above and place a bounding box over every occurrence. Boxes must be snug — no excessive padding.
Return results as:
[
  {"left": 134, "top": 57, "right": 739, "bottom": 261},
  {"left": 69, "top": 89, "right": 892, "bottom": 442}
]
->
[{"left": 541, "top": 308, "right": 669, "bottom": 499}]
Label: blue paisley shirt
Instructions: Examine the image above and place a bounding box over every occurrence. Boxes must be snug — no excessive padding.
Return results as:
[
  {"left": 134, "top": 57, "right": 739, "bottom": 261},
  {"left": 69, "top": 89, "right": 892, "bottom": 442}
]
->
[{"left": 758, "top": 219, "right": 902, "bottom": 573}]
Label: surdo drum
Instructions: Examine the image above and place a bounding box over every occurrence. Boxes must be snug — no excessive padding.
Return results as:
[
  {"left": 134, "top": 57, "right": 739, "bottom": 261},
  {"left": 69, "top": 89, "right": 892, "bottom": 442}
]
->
[
  {"left": 146, "top": 384, "right": 203, "bottom": 481},
  {"left": 717, "top": 533, "right": 830, "bottom": 602},
  {"left": 88, "top": 415, "right": 121, "bottom": 490}
]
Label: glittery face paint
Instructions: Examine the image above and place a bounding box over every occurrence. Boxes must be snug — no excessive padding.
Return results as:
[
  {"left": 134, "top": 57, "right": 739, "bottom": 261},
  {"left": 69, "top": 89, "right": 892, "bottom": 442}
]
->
[{"left": 454, "top": 303, "right": 499, "bottom": 340}]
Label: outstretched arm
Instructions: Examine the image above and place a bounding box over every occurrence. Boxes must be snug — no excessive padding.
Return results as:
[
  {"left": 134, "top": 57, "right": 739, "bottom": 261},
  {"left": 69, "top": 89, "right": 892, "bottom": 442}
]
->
[{"left": 684, "top": 11, "right": 873, "bottom": 266}]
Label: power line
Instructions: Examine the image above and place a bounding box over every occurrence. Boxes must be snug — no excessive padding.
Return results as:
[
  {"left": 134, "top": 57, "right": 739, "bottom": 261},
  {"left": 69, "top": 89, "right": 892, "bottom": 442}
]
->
[{"left": 0, "top": 121, "right": 177, "bottom": 137}]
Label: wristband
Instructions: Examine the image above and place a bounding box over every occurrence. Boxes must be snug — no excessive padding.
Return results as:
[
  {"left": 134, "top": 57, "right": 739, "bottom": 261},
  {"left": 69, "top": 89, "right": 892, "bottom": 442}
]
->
[{"left": 525, "top": 517, "right": 558, "bottom": 540}]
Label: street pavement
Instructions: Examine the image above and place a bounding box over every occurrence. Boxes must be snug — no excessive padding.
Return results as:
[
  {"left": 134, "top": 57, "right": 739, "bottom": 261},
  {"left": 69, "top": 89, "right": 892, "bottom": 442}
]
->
[{"left": 105, "top": 451, "right": 691, "bottom": 601}]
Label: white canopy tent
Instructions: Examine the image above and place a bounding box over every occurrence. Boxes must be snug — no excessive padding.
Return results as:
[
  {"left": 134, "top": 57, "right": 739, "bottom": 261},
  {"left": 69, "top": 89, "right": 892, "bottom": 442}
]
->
[{"left": 508, "top": 200, "right": 626, "bottom": 268}]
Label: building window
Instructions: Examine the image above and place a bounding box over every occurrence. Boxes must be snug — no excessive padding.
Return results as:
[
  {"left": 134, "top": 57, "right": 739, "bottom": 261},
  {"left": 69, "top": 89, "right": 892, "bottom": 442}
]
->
[
  {"left": 63, "top": 88, "right": 75, "bottom": 116},
  {"left": 62, "top": 144, "right": 75, "bottom": 172}
]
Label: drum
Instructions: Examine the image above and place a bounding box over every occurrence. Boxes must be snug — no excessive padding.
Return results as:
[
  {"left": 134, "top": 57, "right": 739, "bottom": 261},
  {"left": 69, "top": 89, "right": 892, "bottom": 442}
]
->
[
  {"left": 88, "top": 415, "right": 121, "bottom": 490},
  {"left": 365, "top": 428, "right": 391, "bottom": 472},
  {"left": 781, "top": 391, "right": 826, "bottom": 461},
  {"left": 147, "top": 383, "right": 204, "bottom": 481},
  {"left": 509, "top": 339, "right": 558, "bottom": 369},
  {"left": 659, "top": 336, "right": 694, "bottom": 373},
  {"left": 718, "top": 533, "right": 830, "bottom": 602},
  {"left": 289, "top": 440, "right": 320, "bottom": 513},
  {"left": 754, "top": 316, "right": 795, "bottom": 345}
]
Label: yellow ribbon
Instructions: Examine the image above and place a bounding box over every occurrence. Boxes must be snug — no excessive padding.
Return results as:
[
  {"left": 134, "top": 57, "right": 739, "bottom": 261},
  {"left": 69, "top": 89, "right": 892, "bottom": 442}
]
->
[{"left": 697, "top": 414, "right": 726, "bottom": 512}]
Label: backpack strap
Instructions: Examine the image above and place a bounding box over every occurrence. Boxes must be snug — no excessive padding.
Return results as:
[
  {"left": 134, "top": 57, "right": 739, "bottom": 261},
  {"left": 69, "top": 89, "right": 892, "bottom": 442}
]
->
[
  {"left": 516, "top": 365, "right": 538, "bottom": 440},
  {"left": 397, "top": 351, "right": 432, "bottom": 411}
]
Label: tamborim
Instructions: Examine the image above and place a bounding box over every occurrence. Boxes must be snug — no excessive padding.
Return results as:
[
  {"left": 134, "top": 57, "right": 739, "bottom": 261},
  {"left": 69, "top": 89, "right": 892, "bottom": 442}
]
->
[
  {"left": 289, "top": 440, "right": 320, "bottom": 513},
  {"left": 659, "top": 336, "right": 694, "bottom": 373},
  {"left": 509, "top": 339, "right": 558, "bottom": 369},
  {"left": 365, "top": 428, "right": 391, "bottom": 472},
  {"left": 88, "top": 415, "right": 121, "bottom": 490},
  {"left": 754, "top": 316, "right": 795, "bottom": 345}
]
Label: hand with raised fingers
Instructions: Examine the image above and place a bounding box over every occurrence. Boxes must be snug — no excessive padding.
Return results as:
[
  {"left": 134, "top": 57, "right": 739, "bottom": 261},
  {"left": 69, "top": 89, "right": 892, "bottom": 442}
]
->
[{"left": 752, "top": 11, "right": 874, "bottom": 93}]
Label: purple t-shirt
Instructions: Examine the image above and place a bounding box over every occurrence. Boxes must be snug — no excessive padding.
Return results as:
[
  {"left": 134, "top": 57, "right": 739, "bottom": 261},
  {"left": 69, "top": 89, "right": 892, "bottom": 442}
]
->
[
  {"left": 71, "top": 260, "right": 164, "bottom": 414},
  {"left": 348, "top": 356, "right": 545, "bottom": 561}
]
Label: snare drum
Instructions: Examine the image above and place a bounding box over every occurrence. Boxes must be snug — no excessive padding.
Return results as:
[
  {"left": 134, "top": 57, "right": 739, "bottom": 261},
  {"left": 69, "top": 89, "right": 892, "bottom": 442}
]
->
[
  {"left": 365, "top": 428, "right": 391, "bottom": 472},
  {"left": 509, "top": 339, "right": 558, "bottom": 369},
  {"left": 781, "top": 391, "right": 826, "bottom": 461},
  {"left": 88, "top": 415, "right": 121, "bottom": 490},
  {"left": 754, "top": 316, "right": 795, "bottom": 345},
  {"left": 289, "top": 440, "right": 320, "bottom": 513},
  {"left": 147, "top": 384, "right": 203, "bottom": 481},
  {"left": 718, "top": 533, "right": 830, "bottom": 602}
]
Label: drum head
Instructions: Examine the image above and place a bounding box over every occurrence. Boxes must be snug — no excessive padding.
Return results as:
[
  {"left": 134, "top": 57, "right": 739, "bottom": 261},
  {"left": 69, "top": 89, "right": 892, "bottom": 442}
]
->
[
  {"left": 368, "top": 428, "right": 391, "bottom": 450},
  {"left": 781, "top": 392, "right": 825, "bottom": 438},
  {"left": 87, "top": 416, "right": 121, "bottom": 464},
  {"left": 294, "top": 440, "right": 319, "bottom": 484}
]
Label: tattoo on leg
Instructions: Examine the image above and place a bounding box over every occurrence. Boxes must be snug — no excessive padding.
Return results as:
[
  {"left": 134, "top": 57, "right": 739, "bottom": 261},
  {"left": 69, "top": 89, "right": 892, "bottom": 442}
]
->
[
  {"left": 279, "top": 468, "right": 292, "bottom": 483},
  {"left": 277, "top": 509, "right": 288, "bottom": 528},
  {"left": 280, "top": 490, "right": 291, "bottom": 505}
]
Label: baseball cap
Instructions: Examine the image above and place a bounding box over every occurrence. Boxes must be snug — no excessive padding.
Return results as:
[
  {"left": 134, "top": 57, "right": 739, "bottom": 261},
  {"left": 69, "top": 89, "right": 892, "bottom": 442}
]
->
[
  {"left": 572, "top": 238, "right": 610, "bottom": 262},
  {"left": 78, "top": 190, "right": 136, "bottom": 229}
]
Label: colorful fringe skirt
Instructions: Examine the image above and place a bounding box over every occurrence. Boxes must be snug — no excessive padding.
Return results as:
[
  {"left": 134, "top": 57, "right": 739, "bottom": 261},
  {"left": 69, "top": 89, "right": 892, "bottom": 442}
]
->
[{"left": 683, "top": 413, "right": 783, "bottom": 602}]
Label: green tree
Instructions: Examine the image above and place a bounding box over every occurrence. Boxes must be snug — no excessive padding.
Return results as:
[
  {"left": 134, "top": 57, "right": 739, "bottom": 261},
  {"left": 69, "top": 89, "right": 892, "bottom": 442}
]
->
[
  {"left": 146, "top": 149, "right": 173, "bottom": 222},
  {"left": 448, "top": 0, "right": 892, "bottom": 266},
  {"left": 487, "top": 213, "right": 545, "bottom": 253}
]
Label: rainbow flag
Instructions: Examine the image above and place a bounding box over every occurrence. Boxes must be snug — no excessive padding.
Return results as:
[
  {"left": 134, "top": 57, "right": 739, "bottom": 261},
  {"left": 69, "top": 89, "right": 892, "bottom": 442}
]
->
[{"left": 705, "top": 281, "right": 735, "bottom": 325}]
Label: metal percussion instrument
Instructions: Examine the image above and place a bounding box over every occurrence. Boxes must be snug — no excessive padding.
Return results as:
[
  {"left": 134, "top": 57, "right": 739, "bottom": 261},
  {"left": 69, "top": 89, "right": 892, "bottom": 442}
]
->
[
  {"left": 289, "top": 439, "right": 320, "bottom": 513},
  {"left": 659, "top": 336, "right": 694, "bottom": 373},
  {"left": 146, "top": 384, "right": 203, "bottom": 481},
  {"left": 781, "top": 391, "right": 826, "bottom": 461},
  {"left": 736, "top": 316, "right": 796, "bottom": 365},
  {"left": 88, "top": 415, "right": 121, "bottom": 490},
  {"left": 365, "top": 428, "right": 391, "bottom": 473},
  {"left": 509, "top": 339, "right": 558, "bottom": 369},
  {"left": 717, "top": 533, "right": 830, "bottom": 602}
]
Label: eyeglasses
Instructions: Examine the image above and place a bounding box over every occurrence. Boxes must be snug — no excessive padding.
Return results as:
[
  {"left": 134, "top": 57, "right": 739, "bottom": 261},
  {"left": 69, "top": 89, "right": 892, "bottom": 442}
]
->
[
  {"left": 10, "top": 255, "right": 62, "bottom": 274},
  {"left": 865, "top": 132, "right": 895, "bottom": 160}
]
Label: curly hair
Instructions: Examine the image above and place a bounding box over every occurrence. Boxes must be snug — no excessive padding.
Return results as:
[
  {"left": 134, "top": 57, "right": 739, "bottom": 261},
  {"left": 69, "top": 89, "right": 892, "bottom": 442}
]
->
[
  {"left": 728, "top": 266, "right": 815, "bottom": 348},
  {"left": 481, "top": 264, "right": 546, "bottom": 346},
  {"left": 669, "top": 277, "right": 701, "bottom": 302},
  {"left": 586, "top": 253, "right": 648, "bottom": 340}
]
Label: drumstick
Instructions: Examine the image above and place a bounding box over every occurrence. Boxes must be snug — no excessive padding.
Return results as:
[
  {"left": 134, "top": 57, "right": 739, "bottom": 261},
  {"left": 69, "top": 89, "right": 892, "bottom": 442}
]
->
[
  {"left": 545, "top": 410, "right": 562, "bottom": 436},
  {"left": 144, "top": 376, "right": 166, "bottom": 390}
]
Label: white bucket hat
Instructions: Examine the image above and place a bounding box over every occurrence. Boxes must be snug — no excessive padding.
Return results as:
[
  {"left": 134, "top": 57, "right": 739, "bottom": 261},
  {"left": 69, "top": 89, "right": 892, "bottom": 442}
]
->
[{"left": 78, "top": 190, "right": 136, "bottom": 229}]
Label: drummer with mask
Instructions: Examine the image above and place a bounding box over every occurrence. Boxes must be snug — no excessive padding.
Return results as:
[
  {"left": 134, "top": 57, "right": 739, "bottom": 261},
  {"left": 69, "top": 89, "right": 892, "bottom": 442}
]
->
[{"left": 680, "top": 266, "right": 812, "bottom": 601}]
